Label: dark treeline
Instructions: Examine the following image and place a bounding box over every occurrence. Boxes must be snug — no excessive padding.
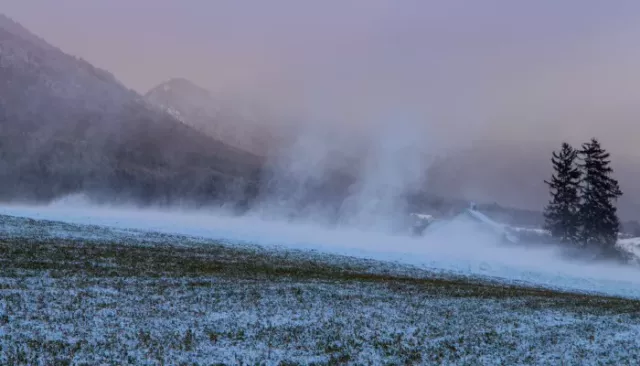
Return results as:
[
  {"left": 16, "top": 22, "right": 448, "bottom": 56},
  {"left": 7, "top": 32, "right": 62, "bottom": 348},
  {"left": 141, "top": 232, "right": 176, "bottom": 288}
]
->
[{"left": 543, "top": 139, "right": 625, "bottom": 260}]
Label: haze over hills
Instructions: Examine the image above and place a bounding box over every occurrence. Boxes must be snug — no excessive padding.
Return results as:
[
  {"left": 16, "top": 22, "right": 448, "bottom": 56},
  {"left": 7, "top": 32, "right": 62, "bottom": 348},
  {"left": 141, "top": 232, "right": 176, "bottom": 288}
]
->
[
  {"left": 0, "top": 14, "right": 261, "bottom": 206},
  {"left": 146, "top": 78, "right": 275, "bottom": 156},
  {"left": 143, "top": 76, "right": 640, "bottom": 221},
  {"left": 145, "top": 78, "right": 640, "bottom": 222},
  {"left": 1, "top": 12, "right": 640, "bottom": 223}
]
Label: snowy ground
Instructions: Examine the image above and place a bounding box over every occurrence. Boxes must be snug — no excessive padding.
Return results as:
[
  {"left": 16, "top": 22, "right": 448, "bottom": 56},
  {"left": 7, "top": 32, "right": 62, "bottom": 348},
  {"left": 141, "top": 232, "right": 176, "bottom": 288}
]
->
[
  {"left": 2, "top": 210, "right": 640, "bottom": 364},
  {"left": 1, "top": 203, "right": 640, "bottom": 298}
]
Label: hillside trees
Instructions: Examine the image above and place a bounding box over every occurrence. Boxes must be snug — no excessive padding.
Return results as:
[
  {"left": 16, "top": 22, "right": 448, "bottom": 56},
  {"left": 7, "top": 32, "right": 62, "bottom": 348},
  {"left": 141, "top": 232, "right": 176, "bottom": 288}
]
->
[
  {"left": 544, "top": 139, "right": 623, "bottom": 253},
  {"left": 543, "top": 143, "right": 581, "bottom": 244},
  {"left": 578, "top": 139, "right": 623, "bottom": 249}
]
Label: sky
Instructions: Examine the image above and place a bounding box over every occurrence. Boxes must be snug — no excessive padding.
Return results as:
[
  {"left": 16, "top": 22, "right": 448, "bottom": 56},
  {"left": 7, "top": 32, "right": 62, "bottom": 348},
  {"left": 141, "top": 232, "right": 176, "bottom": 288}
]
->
[{"left": 4, "top": 0, "right": 640, "bottom": 154}]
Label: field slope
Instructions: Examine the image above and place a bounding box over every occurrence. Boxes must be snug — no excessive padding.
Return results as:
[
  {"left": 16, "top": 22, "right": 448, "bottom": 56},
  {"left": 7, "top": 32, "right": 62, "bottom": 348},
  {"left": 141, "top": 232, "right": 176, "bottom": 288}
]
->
[{"left": 1, "top": 214, "right": 640, "bottom": 365}]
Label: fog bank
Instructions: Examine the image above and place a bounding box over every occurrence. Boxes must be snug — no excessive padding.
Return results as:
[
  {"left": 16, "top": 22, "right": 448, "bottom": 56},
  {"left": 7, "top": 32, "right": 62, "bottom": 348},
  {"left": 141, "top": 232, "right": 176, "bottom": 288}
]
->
[{"left": 2, "top": 199, "right": 640, "bottom": 299}]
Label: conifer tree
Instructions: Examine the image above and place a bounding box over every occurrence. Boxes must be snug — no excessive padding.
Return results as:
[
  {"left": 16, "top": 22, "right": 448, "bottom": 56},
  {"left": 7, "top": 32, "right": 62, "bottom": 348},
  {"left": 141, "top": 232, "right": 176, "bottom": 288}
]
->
[
  {"left": 543, "top": 143, "right": 581, "bottom": 244},
  {"left": 578, "top": 138, "right": 623, "bottom": 249}
]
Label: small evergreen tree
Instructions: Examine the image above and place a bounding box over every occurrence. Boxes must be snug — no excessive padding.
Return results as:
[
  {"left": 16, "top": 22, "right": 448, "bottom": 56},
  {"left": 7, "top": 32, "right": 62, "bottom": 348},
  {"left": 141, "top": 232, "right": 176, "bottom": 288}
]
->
[
  {"left": 578, "top": 138, "right": 623, "bottom": 250},
  {"left": 544, "top": 143, "right": 581, "bottom": 244}
]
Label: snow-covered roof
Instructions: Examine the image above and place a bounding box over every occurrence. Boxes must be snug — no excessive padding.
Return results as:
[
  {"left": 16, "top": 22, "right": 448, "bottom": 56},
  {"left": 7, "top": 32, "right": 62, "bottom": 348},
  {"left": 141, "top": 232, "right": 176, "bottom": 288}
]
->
[
  {"left": 410, "top": 213, "right": 434, "bottom": 221},
  {"left": 464, "top": 209, "right": 505, "bottom": 232},
  {"left": 455, "top": 208, "right": 518, "bottom": 243}
]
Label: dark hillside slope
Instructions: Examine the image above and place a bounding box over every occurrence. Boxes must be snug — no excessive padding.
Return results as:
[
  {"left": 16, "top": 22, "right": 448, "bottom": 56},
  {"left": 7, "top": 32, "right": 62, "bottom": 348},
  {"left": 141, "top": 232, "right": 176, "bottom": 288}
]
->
[{"left": 0, "top": 14, "right": 261, "bottom": 206}]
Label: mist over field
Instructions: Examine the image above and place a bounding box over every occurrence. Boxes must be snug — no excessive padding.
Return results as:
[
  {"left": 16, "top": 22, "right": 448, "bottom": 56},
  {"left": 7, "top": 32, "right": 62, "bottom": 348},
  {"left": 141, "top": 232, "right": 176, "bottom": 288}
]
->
[
  {"left": 1, "top": 0, "right": 640, "bottom": 288},
  {"left": 4, "top": 191, "right": 640, "bottom": 301}
]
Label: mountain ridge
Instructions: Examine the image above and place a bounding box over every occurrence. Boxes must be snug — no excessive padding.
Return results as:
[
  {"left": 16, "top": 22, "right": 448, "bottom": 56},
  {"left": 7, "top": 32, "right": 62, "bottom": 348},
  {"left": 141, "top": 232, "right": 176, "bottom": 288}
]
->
[
  {"left": 0, "top": 13, "right": 261, "bottom": 207},
  {"left": 146, "top": 78, "right": 274, "bottom": 156}
]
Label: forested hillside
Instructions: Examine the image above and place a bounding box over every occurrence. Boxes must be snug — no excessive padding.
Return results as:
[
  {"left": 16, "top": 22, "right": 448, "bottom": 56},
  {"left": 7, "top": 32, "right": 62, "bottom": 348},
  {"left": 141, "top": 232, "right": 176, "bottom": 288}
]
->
[{"left": 0, "top": 14, "right": 261, "bottom": 207}]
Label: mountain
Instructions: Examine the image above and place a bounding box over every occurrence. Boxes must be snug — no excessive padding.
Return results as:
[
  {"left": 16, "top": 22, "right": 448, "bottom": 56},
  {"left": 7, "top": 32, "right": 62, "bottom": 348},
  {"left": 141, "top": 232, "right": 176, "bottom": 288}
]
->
[
  {"left": 146, "top": 78, "right": 273, "bottom": 156},
  {"left": 0, "top": 14, "right": 261, "bottom": 206}
]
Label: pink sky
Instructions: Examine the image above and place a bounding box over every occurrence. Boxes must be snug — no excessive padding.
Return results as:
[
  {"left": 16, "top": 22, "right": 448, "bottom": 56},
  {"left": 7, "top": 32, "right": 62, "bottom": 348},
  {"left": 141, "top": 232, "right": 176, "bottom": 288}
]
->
[{"left": 4, "top": 0, "right": 640, "bottom": 154}]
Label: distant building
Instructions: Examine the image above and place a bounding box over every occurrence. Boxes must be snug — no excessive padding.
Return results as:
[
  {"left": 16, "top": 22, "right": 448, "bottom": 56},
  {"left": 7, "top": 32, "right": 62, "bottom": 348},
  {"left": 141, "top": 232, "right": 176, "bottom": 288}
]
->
[
  {"left": 409, "top": 213, "right": 435, "bottom": 236},
  {"left": 417, "top": 204, "right": 519, "bottom": 244}
]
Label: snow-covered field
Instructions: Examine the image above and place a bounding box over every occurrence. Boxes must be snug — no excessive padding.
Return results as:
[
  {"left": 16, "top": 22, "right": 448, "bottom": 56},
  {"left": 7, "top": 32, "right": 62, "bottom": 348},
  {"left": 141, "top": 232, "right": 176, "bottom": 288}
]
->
[
  {"left": 1, "top": 202, "right": 640, "bottom": 298},
  {"left": 2, "top": 204, "right": 640, "bottom": 364}
]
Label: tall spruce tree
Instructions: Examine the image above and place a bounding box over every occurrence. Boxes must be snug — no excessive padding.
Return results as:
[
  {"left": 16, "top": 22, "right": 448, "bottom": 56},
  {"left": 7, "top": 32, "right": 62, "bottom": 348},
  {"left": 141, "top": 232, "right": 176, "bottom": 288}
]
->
[
  {"left": 544, "top": 143, "right": 582, "bottom": 244},
  {"left": 578, "top": 138, "right": 623, "bottom": 249}
]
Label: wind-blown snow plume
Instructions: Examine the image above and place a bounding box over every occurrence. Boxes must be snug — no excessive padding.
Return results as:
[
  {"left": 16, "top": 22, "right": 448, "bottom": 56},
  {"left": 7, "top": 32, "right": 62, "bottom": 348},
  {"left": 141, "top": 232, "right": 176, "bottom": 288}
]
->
[
  {"left": 337, "top": 116, "right": 429, "bottom": 232},
  {"left": 253, "top": 110, "right": 430, "bottom": 232},
  {"left": 252, "top": 122, "right": 349, "bottom": 223}
]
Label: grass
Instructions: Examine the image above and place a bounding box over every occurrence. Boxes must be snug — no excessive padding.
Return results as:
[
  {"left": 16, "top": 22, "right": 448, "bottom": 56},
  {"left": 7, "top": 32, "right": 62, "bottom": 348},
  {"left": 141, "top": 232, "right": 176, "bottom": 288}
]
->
[{"left": 1, "top": 214, "right": 640, "bottom": 364}]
